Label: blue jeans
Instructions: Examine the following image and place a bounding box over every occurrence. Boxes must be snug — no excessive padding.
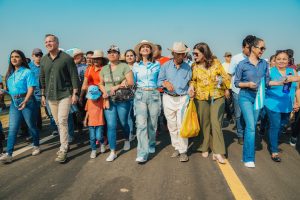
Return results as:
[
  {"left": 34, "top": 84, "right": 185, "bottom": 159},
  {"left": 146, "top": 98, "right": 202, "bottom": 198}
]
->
[
  {"left": 266, "top": 108, "right": 290, "bottom": 153},
  {"left": 46, "top": 101, "right": 74, "bottom": 142},
  {"left": 89, "top": 126, "right": 104, "bottom": 150},
  {"left": 104, "top": 99, "right": 130, "bottom": 150},
  {"left": 128, "top": 99, "right": 135, "bottom": 135},
  {"left": 233, "top": 92, "right": 245, "bottom": 138},
  {"left": 134, "top": 89, "right": 161, "bottom": 160},
  {"left": 238, "top": 90, "right": 260, "bottom": 162},
  {"left": 7, "top": 99, "right": 40, "bottom": 156}
]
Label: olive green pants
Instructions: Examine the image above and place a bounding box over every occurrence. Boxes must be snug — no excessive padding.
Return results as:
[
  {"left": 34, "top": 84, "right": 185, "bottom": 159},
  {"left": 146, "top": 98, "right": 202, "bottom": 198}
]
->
[{"left": 194, "top": 97, "right": 225, "bottom": 154}]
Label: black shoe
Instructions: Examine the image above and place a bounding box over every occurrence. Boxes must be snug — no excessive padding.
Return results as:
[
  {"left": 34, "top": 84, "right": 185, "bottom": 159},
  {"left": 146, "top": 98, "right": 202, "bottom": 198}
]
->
[
  {"left": 238, "top": 137, "right": 244, "bottom": 145},
  {"left": 271, "top": 155, "right": 281, "bottom": 162}
]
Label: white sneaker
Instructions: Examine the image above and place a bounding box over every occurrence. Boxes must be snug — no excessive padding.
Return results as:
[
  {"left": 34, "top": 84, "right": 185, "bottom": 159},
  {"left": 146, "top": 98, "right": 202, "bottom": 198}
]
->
[
  {"left": 135, "top": 157, "right": 146, "bottom": 163},
  {"left": 106, "top": 152, "right": 117, "bottom": 162},
  {"left": 0, "top": 153, "right": 13, "bottom": 163},
  {"left": 149, "top": 147, "right": 155, "bottom": 154},
  {"left": 100, "top": 144, "right": 106, "bottom": 153},
  {"left": 123, "top": 141, "right": 130, "bottom": 151},
  {"left": 32, "top": 146, "right": 41, "bottom": 156},
  {"left": 90, "top": 150, "right": 97, "bottom": 159},
  {"left": 244, "top": 162, "right": 255, "bottom": 168}
]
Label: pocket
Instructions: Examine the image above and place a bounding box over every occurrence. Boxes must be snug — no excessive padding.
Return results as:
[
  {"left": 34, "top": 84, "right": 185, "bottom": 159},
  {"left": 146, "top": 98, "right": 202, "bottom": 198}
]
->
[
  {"left": 134, "top": 91, "right": 143, "bottom": 101},
  {"left": 151, "top": 91, "right": 160, "bottom": 101}
]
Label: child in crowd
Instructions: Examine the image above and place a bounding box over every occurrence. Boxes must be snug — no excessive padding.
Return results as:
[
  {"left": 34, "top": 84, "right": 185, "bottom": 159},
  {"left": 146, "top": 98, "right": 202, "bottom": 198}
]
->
[{"left": 84, "top": 85, "right": 106, "bottom": 159}]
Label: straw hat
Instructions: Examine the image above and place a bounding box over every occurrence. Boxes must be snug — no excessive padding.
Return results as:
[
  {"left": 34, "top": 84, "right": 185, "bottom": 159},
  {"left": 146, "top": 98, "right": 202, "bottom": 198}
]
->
[
  {"left": 91, "top": 50, "right": 104, "bottom": 58},
  {"left": 134, "top": 40, "right": 156, "bottom": 55},
  {"left": 168, "top": 42, "right": 190, "bottom": 54}
]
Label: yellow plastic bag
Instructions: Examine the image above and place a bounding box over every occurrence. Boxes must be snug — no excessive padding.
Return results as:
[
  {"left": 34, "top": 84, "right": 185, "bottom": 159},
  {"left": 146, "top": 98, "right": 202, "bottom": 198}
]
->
[{"left": 180, "top": 99, "right": 200, "bottom": 138}]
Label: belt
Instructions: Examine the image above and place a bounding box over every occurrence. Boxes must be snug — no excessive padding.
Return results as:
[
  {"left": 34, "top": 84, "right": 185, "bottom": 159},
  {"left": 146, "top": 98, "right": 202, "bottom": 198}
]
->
[
  {"left": 164, "top": 92, "right": 186, "bottom": 97},
  {"left": 13, "top": 93, "right": 27, "bottom": 99},
  {"left": 137, "top": 87, "right": 157, "bottom": 91}
]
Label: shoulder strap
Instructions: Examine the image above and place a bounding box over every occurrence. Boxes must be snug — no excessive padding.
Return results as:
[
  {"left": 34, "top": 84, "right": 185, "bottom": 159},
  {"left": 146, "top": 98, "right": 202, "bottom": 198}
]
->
[{"left": 109, "top": 64, "right": 116, "bottom": 86}]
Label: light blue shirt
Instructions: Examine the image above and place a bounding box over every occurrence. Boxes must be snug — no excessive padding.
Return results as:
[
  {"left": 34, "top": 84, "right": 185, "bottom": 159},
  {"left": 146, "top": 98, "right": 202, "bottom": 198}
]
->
[
  {"left": 29, "top": 61, "right": 41, "bottom": 100},
  {"left": 228, "top": 53, "right": 247, "bottom": 94},
  {"left": 265, "top": 67, "right": 297, "bottom": 113},
  {"left": 132, "top": 61, "right": 160, "bottom": 88},
  {"left": 7, "top": 66, "right": 37, "bottom": 96},
  {"left": 158, "top": 59, "right": 192, "bottom": 95},
  {"left": 234, "top": 58, "right": 270, "bottom": 91}
]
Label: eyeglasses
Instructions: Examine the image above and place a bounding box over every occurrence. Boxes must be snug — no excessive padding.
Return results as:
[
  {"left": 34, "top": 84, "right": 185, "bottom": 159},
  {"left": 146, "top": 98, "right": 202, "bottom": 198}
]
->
[
  {"left": 192, "top": 52, "right": 199, "bottom": 56},
  {"left": 34, "top": 53, "right": 43, "bottom": 57},
  {"left": 254, "top": 46, "right": 266, "bottom": 52}
]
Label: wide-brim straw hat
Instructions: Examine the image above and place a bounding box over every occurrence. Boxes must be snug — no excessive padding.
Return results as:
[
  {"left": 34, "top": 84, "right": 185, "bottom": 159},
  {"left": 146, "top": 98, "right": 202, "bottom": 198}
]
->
[
  {"left": 91, "top": 50, "right": 104, "bottom": 58},
  {"left": 72, "top": 48, "right": 84, "bottom": 57},
  {"left": 134, "top": 40, "right": 156, "bottom": 55},
  {"left": 168, "top": 42, "right": 190, "bottom": 54}
]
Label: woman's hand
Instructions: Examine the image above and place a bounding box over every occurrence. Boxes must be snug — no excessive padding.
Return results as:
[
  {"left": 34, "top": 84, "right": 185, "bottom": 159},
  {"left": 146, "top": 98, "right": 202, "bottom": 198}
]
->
[
  {"left": 110, "top": 85, "right": 120, "bottom": 96},
  {"left": 18, "top": 101, "right": 27, "bottom": 110},
  {"left": 188, "top": 86, "right": 195, "bottom": 98},
  {"left": 247, "top": 82, "right": 257, "bottom": 89},
  {"left": 224, "top": 89, "right": 231, "bottom": 99}
]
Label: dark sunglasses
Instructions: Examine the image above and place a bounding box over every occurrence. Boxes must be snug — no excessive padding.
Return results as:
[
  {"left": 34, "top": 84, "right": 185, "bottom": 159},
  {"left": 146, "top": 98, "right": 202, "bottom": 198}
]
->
[
  {"left": 254, "top": 46, "right": 266, "bottom": 51},
  {"left": 192, "top": 52, "right": 199, "bottom": 56},
  {"left": 107, "top": 51, "right": 119, "bottom": 54},
  {"left": 34, "top": 53, "right": 43, "bottom": 57}
]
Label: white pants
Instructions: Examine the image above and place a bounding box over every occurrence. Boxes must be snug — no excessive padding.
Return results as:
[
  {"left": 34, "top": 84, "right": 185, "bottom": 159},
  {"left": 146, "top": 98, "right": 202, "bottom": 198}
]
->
[{"left": 163, "top": 94, "right": 188, "bottom": 154}]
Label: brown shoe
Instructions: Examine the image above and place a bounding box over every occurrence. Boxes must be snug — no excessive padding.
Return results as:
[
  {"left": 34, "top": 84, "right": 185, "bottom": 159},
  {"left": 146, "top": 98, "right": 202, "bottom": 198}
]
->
[{"left": 170, "top": 150, "right": 180, "bottom": 158}]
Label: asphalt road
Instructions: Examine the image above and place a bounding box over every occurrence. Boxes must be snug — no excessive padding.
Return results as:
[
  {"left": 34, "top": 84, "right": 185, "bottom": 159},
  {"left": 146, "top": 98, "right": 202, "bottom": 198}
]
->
[{"left": 0, "top": 119, "right": 300, "bottom": 200}]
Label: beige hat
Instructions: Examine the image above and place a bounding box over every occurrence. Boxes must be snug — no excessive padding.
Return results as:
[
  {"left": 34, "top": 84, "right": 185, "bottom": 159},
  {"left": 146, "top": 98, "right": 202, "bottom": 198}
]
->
[
  {"left": 134, "top": 40, "right": 156, "bottom": 55},
  {"left": 91, "top": 50, "right": 104, "bottom": 58},
  {"left": 168, "top": 42, "right": 190, "bottom": 54},
  {"left": 224, "top": 52, "right": 232, "bottom": 57},
  {"left": 73, "top": 48, "right": 84, "bottom": 57}
]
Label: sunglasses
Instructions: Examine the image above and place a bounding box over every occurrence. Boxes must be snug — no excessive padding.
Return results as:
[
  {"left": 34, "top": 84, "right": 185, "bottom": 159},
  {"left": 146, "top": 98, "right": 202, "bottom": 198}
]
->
[
  {"left": 254, "top": 46, "right": 266, "bottom": 51},
  {"left": 34, "top": 53, "right": 43, "bottom": 57},
  {"left": 192, "top": 52, "right": 199, "bottom": 56},
  {"left": 107, "top": 51, "right": 119, "bottom": 54}
]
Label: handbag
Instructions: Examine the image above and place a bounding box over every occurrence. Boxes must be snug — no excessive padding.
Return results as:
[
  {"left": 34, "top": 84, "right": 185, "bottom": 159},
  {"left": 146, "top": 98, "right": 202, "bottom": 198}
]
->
[{"left": 109, "top": 64, "right": 134, "bottom": 102}]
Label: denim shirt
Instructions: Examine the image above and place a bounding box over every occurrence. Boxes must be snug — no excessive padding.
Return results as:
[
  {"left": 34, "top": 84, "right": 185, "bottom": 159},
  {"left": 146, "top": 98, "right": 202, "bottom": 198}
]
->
[
  {"left": 7, "top": 66, "right": 37, "bottom": 96},
  {"left": 132, "top": 61, "right": 160, "bottom": 88},
  {"left": 29, "top": 61, "right": 41, "bottom": 101},
  {"left": 265, "top": 67, "right": 297, "bottom": 113},
  {"left": 158, "top": 59, "right": 192, "bottom": 95},
  {"left": 234, "top": 58, "right": 270, "bottom": 92}
]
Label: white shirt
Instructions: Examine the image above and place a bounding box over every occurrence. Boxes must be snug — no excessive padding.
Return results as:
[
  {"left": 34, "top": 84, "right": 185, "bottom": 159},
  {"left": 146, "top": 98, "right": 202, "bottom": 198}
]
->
[
  {"left": 228, "top": 53, "right": 247, "bottom": 94},
  {"left": 222, "top": 62, "right": 230, "bottom": 73}
]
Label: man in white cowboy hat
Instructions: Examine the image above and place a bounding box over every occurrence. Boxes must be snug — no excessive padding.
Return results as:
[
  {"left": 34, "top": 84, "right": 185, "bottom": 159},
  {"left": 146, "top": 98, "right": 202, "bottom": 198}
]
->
[{"left": 158, "top": 42, "right": 192, "bottom": 162}]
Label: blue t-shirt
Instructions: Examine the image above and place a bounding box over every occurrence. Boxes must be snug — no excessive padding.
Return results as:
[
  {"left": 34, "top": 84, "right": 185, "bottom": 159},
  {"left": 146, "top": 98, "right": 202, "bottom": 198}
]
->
[
  {"left": 265, "top": 67, "right": 297, "bottom": 113},
  {"left": 29, "top": 61, "right": 41, "bottom": 100},
  {"left": 7, "top": 67, "right": 37, "bottom": 96}
]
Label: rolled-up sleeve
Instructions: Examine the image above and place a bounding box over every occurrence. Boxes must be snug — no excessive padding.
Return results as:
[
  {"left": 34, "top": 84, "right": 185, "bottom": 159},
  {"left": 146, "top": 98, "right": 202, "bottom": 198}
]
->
[
  {"left": 26, "top": 71, "right": 37, "bottom": 88},
  {"left": 234, "top": 63, "right": 243, "bottom": 88}
]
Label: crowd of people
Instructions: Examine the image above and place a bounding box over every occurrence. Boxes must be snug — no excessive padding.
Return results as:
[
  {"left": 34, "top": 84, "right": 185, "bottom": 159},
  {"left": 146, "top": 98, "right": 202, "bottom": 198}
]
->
[{"left": 0, "top": 34, "right": 299, "bottom": 168}]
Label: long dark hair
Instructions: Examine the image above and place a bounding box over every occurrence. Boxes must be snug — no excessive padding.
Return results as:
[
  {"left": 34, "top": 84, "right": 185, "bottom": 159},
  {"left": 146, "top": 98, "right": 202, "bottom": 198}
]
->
[
  {"left": 193, "top": 42, "right": 214, "bottom": 67},
  {"left": 5, "top": 50, "right": 29, "bottom": 81}
]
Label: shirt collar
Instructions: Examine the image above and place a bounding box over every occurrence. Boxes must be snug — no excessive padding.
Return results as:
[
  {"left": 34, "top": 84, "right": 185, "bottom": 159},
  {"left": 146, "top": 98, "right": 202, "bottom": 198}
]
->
[{"left": 47, "top": 50, "right": 62, "bottom": 60}]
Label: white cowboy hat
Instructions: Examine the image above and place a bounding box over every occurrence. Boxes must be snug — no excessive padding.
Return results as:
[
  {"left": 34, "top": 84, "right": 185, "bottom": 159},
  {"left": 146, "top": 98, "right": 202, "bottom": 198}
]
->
[
  {"left": 91, "top": 50, "right": 104, "bottom": 58},
  {"left": 168, "top": 42, "right": 190, "bottom": 54},
  {"left": 134, "top": 40, "right": 156, "bottom": 55},
  {"left": 72, "top": 48, "right": 84, "bottom": 57}
]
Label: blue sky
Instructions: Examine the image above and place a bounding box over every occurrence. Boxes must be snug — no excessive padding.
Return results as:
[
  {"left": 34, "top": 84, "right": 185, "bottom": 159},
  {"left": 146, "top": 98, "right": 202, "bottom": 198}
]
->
[{"left": 0, "top": 0, "right": 300, "bottom": 75}]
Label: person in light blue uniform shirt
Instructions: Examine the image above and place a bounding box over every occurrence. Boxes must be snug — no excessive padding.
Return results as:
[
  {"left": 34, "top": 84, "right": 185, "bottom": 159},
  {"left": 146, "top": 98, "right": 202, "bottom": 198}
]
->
[
  {"left": 265, "top": 50, "right": 299, "bottom": 162},
  {"left": 0, "top": 50, "right": 41, "bottom": 164},
  {"left": 132, "top": 40, "right": 161, "bottom": 163}
]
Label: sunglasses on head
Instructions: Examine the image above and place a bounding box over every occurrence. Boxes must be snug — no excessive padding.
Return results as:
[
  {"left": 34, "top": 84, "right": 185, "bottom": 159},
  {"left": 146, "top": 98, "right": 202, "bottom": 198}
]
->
[
  {"left": 107, "top": 51, "right": 119, "bottom": 54},
  {"left": 254, "top": 46, "right": 266, "bottom": 51}
]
